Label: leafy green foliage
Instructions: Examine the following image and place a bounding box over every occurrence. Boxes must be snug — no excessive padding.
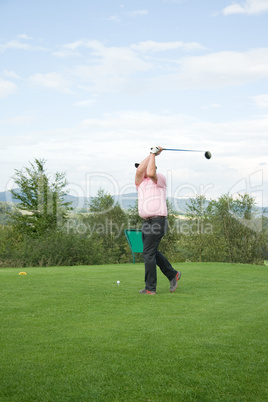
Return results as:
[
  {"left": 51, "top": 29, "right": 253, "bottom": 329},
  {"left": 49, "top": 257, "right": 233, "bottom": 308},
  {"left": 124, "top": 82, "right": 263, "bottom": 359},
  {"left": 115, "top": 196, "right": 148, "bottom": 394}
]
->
[
  {"left": 0, "top": 202, "right": 12, "bottom": 225},
  {"left": 183, "top": 195, "right": 214, "bottom": 262},
  {"left": 9, "top": 159, "right": 72, "bottom": 236},
  {"left": 0, "top": 225, "right": 105, "bottom": 267},
  {"left": 181, "top": 193, "right": 267, "bottom": 264},
  {"left": 0, "top": 178, "right": 267, "bottom": 266},
  {"left": 80, "top": 188, "right": 130, "bottom": 264}
]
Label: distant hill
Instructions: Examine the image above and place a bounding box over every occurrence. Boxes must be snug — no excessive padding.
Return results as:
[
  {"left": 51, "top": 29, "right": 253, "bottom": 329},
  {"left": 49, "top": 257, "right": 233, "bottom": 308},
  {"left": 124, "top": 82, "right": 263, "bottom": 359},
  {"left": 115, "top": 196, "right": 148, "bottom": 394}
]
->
[
  {"left": 0, "top": 190, "right": 88, "bottom": 209},
  {"left": 1, "top": 189, "right": 267, "bottom": 216},
  {"left": 0, "top": 189, "right": 191, "bottom": 214},
  {"left": 0, "top": 191, "right": 16, "bottom": 203}
]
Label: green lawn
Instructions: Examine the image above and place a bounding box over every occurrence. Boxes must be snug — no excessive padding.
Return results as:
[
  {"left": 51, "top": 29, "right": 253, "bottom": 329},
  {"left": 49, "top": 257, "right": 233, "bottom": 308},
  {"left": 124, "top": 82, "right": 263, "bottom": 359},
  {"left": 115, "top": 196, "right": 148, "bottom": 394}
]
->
[{"left": 0, "top": 263, "right": 267, "bottom": 401}]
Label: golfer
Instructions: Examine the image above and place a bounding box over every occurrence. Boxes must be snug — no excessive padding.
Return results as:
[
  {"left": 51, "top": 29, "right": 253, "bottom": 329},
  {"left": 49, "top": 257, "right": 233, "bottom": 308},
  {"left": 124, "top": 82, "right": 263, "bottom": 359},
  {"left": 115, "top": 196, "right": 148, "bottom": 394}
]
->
[{"left": 135, "top": 146, "right": 181, "bottom": 295}]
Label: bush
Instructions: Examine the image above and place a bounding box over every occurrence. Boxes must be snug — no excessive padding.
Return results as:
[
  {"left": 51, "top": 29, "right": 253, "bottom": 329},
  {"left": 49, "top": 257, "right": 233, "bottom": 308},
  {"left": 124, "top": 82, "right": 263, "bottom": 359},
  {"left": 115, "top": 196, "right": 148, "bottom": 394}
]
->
[{"left": 0, "top": 228, "right": 104, "bottom": 267}]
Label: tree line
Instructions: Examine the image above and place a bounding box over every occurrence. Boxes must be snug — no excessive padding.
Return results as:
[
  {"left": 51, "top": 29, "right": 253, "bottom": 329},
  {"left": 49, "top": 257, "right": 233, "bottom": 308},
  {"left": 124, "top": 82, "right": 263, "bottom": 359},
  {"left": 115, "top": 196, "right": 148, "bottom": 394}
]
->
[{"left": 0, "top": 159, "right": 267, "bottom": 267}]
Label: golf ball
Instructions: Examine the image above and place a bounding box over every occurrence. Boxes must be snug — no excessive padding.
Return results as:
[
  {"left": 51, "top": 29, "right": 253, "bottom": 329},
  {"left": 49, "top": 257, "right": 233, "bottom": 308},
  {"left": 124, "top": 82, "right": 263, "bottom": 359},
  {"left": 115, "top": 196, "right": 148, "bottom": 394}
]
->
[{"left": 117, "top": 280, "right": 120, "bottom": 284}]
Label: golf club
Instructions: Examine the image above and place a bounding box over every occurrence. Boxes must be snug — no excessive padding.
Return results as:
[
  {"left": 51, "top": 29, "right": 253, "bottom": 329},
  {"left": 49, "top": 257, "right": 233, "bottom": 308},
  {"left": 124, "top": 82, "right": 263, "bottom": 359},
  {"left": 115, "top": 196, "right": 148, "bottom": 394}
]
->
[{"left": 163, "top": 148, "right": 212, "bottom": 159}]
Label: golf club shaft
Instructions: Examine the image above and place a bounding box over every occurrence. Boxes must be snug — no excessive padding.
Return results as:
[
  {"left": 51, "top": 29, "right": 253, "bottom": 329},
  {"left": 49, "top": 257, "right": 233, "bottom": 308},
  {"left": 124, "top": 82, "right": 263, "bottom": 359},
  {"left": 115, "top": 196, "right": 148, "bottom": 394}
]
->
[{"left": 163, "top": 148, "right": 203, "bottom": 153}]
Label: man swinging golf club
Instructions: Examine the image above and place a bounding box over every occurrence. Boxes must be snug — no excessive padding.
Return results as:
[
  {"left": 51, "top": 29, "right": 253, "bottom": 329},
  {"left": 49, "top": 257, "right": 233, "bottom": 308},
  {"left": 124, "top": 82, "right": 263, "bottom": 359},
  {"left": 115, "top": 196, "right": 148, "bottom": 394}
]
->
[{"left": 135, "top": 145, "right": 181, "bottom": 295}]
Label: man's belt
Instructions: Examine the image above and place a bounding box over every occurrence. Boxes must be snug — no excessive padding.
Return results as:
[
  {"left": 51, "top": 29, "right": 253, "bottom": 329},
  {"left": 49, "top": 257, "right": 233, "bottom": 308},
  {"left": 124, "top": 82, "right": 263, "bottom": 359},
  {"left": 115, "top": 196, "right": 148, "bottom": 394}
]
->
[{"left": 144, "top": 216, "right": 166, "bottom": 221}]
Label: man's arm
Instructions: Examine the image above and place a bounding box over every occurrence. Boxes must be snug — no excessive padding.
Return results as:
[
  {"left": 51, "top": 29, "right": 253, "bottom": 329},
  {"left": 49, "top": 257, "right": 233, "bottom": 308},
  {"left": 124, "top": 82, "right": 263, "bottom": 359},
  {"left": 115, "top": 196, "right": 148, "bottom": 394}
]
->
[
  {"left": 146, "top": 154, "right": 158, "bottom": 183},
  {"left": 147, "top": 146, "right": 163, "bottom": 183},
  {"left": 135, "top": 155, "right": 150, "bottom": 185},
  {"left": 135, "top": 146, "right": 163, "bottom": 185}
]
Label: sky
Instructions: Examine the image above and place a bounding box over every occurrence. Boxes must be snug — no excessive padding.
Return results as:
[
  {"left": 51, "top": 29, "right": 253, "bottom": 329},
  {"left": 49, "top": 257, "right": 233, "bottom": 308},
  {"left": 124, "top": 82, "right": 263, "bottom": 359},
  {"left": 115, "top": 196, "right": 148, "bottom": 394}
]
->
[{"left": 1, "top": 0, "right": 268, "bottom": 209}]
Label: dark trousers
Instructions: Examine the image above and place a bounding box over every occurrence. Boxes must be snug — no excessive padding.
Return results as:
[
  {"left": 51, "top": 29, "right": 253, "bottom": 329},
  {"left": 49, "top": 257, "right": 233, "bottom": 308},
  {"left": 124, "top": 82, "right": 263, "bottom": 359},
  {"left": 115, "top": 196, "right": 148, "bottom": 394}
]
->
[{"left": 141, "top": 217, "right": 178, "bottom": 291}]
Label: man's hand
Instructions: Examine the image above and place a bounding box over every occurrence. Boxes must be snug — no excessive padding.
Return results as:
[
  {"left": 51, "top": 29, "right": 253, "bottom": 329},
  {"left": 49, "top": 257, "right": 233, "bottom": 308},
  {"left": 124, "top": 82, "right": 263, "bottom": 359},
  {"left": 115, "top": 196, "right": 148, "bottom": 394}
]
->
[{"left": 150, "top": 146, "right": 163, "bottom": 155}]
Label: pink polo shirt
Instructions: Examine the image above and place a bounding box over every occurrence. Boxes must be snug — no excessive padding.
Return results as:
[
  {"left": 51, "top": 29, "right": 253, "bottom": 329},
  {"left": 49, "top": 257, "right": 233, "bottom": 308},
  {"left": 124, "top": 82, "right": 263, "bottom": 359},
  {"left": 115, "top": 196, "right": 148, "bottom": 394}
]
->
[{"left": 136, "top": 173, "right": 168, "bottom": 219}]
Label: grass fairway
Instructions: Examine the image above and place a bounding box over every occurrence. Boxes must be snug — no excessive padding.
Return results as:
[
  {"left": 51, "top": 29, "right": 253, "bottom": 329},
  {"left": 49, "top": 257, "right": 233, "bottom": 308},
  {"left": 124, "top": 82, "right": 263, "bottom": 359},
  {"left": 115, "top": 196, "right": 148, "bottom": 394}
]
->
[{"left": 0, "top": 263, "right": 267, "bottom": 401}]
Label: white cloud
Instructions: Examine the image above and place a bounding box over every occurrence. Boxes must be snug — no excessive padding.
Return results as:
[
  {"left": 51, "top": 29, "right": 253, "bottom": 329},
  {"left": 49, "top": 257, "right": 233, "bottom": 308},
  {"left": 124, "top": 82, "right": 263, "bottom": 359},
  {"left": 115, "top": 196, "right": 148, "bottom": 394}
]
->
[
  {"left": 1, "top": 111, "right": 267, "bottom": 203},
  {"left": 54, "top": 39, "right": 204, "bottom": 60},
  {"left": 162, "top": 0, "right": 187, "bottom": 3},
  {"left": 106, "top": 14, "right": 121, "bottom": 22},
  {"left": 17, "top": 34, "right": 33, "bottom": 40},
  {"left": 74, "top": 99, "right": 97, "bottom": 107},
  {"left": 73, "top": 44, "right": 151, "bottom": 92},
  {"left": 0, "top": 38, "right": 46, "bottom": 52},
  {"left": 152, "top": 48, "right": 268, "bottom": 90},
  {"left": 128, "top": 9, "right": 148, "bottom": 17},
  {"left": 53, "top": 49, "right": 81, "bottom": 58},
  {"left": 222, "top": 0, "right": 268, "bottom": 15},
  {"left": 0, "top": 79, "right": 17, "bottom": 98},
  {"left": 131, "top": 40, "right": 204, "bottom": 53},
  {"left": 0, "top": 115, "right": 35, "bottom": 125},
  {"left": 80, "top": 110, "right": 190, "bottom": 133},
  {"left": 0, "top": 40, "right": 32, "bottom": 52},
  {"left": 3, "top": 70, "right": 20, "bottom": 79},
  {"left": 80, "top": 110, "right": 268, "bottom": 154},
  {"left": 202, "top": 104, "right": 221, "bottom": 109},
  {"left": 53, "top": 39, "right": 104, "bottom": 58},
  {"left": 29, "top": 72, "right": 72, "bottom": 93},
  {"left": 52, "top": 41, "right": 268, "bottom": 94},
  {"left": 253, "top": 94, "right": 268, "bottom": 108},
  {"left": 53, "top": 40, "right": 85, "bottom": 57},
  {"left": 52, "top": 39, "right": 205, "bottom": 93}
]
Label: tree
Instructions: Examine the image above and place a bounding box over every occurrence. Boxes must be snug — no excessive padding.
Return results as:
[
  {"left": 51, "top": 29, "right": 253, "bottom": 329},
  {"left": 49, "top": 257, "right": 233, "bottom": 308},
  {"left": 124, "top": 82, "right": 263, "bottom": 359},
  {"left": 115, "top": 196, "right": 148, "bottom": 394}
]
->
[
  {"left": 0, "top": 202, "right": 12, "bottom": 225},
  {"left": 180, "top": 193, "right": 267, "bottom": 264},
  {"left": 210, "top": 193, "right": 266, "bottom": 264},
  {"left": 158, "top": 199, "right": 183, "bottom": 262},
  {"left": 89, "top": 188, "right": 114, "bottom": 213},
  {"left": 127, "top": 200, "right": 143, "bottom": 229},
  {"left": 184, "top": 195, "right": 214, "bottom": 261},
  {"left": 81, "top": 188, "right": 129, "bottom": 263},
  {"left": 9, "top": 158, "right": 72, "bottom": 236}
]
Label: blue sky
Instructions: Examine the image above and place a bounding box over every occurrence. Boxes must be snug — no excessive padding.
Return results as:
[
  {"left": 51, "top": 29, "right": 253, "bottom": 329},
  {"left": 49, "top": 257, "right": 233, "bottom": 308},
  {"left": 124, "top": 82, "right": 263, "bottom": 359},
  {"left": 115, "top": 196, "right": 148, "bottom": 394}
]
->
[{"left": 1, "top": 0, "right": 268, "bottom": 208}]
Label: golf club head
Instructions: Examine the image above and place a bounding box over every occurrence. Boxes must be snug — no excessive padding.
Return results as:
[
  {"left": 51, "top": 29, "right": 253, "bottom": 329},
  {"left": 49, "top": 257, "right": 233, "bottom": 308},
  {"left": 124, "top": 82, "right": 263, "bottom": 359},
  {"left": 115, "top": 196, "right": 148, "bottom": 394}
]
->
[{"left": 204, "top": 151, "right": 212, "bottom": 159}]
